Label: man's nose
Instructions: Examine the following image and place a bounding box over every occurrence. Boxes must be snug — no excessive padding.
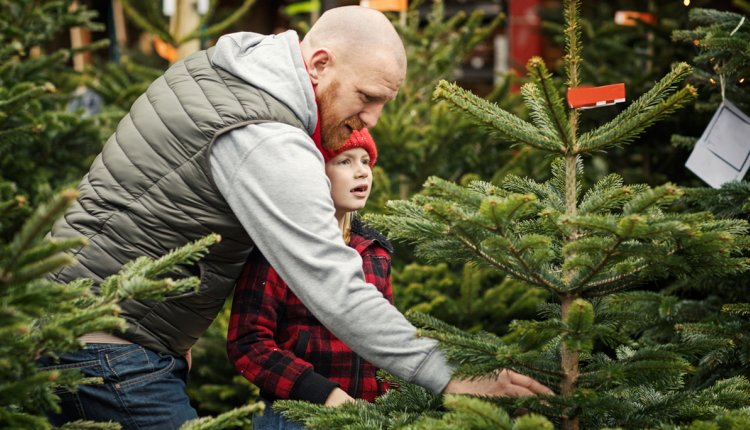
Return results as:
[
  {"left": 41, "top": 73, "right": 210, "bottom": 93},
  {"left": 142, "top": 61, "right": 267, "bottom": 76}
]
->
[{"left": 359, "top": 103, "right": 385, "bottom": 128}]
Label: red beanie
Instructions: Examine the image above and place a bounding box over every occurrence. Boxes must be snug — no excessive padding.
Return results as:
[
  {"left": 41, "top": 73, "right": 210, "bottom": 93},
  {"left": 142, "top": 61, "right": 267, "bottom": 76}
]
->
[{"left": 322, "top": 129, "right": 378, "bottom": 167}]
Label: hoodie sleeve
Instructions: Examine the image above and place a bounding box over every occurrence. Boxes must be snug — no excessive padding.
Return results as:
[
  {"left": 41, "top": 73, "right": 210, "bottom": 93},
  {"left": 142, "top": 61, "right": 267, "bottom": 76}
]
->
[{"left": 210, "top": 122, "right": 454, "bottom": 395}]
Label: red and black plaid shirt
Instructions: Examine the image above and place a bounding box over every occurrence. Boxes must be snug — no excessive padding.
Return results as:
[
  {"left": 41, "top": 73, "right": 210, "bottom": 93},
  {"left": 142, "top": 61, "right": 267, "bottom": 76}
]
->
[{"left": 227, "top": 219, "right": 393, "bottom": 404}]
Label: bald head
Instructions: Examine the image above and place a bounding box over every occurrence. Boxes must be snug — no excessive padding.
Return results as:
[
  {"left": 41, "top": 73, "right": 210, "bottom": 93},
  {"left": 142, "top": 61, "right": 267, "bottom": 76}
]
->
[
  {"left": 301, "top": 6, "right": 406, "bottom": 72},
  {"left": 302, "top": 6, "right": 407, "bottom": 146}
]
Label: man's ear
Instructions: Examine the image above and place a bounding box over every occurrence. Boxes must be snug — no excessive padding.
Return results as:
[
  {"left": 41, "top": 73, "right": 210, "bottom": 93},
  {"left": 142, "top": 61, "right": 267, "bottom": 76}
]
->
[{"left": 308, "top": 49, "right": 335, "bottom": 85}]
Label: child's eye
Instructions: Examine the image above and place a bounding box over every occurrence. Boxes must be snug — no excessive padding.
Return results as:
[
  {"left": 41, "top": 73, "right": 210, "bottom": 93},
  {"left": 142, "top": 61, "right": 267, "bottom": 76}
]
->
[{"left": 338, "top": 159, "right": 351, "bottom": 165}]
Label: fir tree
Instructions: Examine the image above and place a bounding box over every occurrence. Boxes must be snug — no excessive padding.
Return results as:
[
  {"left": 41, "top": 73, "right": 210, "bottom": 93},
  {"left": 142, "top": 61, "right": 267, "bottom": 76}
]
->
[
  {"left": 0, "top": 189, "right": 243, "bottom": 428},
  {"left": 672, "top": 7, "right": 750, "bottom": 118},
  {"left": 641, "top": 7, "right": 750, "bottom": 393},
  {"left": 540, "top": 0, "right": 745, "bottom": 185},
  {"left": 393, "top": 261, "right": 548, "bottom": 335},
  {"left": 0, "top": 0, "right": 110, "bottom": 204},
  {"left": 279, "top": 1, "right": 750, "bottom": 428},
  {"left": 0, "top": 3, "right": 260, "bottom": 427}
]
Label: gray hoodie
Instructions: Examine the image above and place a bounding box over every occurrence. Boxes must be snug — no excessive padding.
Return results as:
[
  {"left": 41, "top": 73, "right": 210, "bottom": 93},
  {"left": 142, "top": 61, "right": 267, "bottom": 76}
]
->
[{"left": 209, "top": 31, "right": 453, "bottom": 395}]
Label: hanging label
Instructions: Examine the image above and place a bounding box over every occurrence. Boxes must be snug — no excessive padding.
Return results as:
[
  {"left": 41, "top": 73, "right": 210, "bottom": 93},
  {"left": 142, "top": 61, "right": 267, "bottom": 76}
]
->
[{"left": 685, "top": 100, "right": 750, "bottom": 188}]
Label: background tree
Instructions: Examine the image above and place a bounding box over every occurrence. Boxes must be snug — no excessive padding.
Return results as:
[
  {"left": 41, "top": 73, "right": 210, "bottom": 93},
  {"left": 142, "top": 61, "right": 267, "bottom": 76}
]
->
[
  {"left": 0, "top": 0, "right": 110, "bottom": 208},
  {"left": 540, "top": 0, "right": 745, "bottom": 186},
  {"left": 393, "top": 261, "right": 548, "bottom": 334},
  {"left": 118, "top": 0, "right": 256, "bottom": 61},
  {"left": 621, "top": 5, "right": 750, "bottom": 396},
  {"left": 371, "top": 0, "right": 535, "bottom": 204}
]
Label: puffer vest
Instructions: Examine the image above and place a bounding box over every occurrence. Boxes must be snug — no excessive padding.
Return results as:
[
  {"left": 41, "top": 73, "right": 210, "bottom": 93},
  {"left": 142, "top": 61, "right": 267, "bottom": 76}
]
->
[{"left": 50, "top": 47, "right": 307, "bottom": 356}]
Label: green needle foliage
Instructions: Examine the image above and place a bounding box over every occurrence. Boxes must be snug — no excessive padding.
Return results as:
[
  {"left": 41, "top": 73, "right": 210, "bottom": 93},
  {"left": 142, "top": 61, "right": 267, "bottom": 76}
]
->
[
  {"left": 1, "top": 191, "right": 258, "bottom": 429},
  {"left": 646, "top": 7, "right": 750, "bottom": 396},
  {"left": 282, "top": 1, "right": 750, "bottom": 429},
  {"left": 275, "top": 372, "right": 551, "bottom": 429},
  {"left": 673, "top": 7, "right": 750, "bottom": 109},
  {"left": 0, "top": 190, "right": 231, "bottom": 428},
  {"left": 0, "top": 0, "right": 110, "bottom": 206},
  {"left": 178, "top": 402, "right": 264, "bottom": 430},
  {"left": 118, "top": 0, "right": 256, "bottom": 48},
  {"left": 392, "top": 262, "right": 549, "bottom": 335}
]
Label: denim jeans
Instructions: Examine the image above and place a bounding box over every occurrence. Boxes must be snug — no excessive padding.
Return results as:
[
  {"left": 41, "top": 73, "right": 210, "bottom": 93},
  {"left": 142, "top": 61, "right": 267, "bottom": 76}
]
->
[
  {"left": 253, "top": 399, "right": 306, "bottom": 430},
  {"left": 37, "top": 343, "right": 197, "bottom": 430}
]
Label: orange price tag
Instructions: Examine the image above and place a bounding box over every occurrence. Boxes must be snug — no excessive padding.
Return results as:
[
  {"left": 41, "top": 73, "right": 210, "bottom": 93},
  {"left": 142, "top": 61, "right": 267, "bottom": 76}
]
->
[
  {"left": 360, "top": 0, "right": 408, "bottom": 12},
  {"left": 154, "top": 35, "right": 178, "bottom": 63},
  {"left": 567, "top": 83, "right": 626, "bottom": 109},
  {"left": 614, "top": 11, "right": 656, "bottom": 26}
]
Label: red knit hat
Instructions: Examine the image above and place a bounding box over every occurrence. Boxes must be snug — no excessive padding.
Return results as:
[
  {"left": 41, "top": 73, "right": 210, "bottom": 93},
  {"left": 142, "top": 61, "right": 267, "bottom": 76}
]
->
[{"left": 322, "top": 129, "right": 378, "bottom": 167}]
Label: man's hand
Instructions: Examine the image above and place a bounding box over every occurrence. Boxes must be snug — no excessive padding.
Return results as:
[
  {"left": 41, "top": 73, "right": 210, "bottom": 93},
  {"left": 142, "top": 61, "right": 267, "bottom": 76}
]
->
[
  {"left": 324, "top": 387, "right": 355, "bottom": 407},
  {"left": 443, "top": 369, "right": 554, "bottom": 397}
]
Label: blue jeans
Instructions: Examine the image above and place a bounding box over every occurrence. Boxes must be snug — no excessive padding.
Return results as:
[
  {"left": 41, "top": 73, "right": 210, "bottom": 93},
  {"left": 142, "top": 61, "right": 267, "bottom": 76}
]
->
[
  {"left": 37, "top": 343, "right": 197, "bottom": 430},
  {"left": 253, "top": 399, "right": 306, "bottom": 430}
]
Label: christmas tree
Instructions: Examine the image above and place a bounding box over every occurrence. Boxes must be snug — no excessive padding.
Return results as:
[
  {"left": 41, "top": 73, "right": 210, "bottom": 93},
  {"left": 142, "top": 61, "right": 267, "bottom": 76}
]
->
[
  {"left": 0, "top": 0, "right": 110, "bottom": 206},
  {"left": 631, "top": 5, "right": 750, "bottom": 396},
  {"left": 275, "top": 1, "right": 750, "bottom": 428},
  {"left": 0, "top": 189, "right": 245, "bottom": 428},
  {"left": 540, "top": 0, "right": 745, "bottom": 186},
  {"left": 118, "top": 0, "right": 256, "bottom": 62}
]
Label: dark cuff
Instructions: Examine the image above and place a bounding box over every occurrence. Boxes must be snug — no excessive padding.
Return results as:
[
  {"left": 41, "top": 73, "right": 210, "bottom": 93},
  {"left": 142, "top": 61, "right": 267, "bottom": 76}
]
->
[{"left": 290, "top": 368, "right": 340, "bottom": 404}]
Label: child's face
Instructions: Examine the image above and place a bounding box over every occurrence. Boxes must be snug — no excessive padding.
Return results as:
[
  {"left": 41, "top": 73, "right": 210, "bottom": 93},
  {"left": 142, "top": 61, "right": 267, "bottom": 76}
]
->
[{"left": 325, "top": 147, "right": 373, "bottom": 213}]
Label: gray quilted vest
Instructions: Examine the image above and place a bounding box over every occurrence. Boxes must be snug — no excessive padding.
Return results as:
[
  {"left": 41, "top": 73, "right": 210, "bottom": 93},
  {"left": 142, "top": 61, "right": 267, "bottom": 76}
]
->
[{"left": 50, "top": 47, "right": 306, "bottom": 355}]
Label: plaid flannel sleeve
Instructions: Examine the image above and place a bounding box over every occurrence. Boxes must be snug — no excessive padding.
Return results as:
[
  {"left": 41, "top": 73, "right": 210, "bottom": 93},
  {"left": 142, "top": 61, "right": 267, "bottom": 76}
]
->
[{"left": 227, "top": 249, "right": 337, "bottom": 402}]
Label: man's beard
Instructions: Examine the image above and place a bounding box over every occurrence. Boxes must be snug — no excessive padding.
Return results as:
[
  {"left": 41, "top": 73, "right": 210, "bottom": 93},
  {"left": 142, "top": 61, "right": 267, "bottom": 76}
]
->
[{"left": 318, "top": 80, "right": 365, "bottom": 151}]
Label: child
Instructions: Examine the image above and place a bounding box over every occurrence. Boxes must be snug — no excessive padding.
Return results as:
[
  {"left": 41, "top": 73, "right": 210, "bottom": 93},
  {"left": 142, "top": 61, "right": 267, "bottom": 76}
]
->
[{"left": 227, "top": 129, "right": 392, "bottom": 429}]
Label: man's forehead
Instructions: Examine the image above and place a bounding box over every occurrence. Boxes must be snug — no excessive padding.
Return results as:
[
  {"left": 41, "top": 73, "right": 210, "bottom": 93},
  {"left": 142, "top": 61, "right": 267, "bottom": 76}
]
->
[
  {"left": 358, "top": 80, "right": 400, "bottom": 99},
  {"left": 352, "top": 66, "right": 403, "bottom": 97}
]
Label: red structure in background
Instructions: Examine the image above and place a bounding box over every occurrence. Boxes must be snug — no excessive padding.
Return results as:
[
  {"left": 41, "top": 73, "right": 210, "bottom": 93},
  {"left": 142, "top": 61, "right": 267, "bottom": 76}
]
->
[{"left": 508, "top": 0, "right": 542, "bottom": 88}]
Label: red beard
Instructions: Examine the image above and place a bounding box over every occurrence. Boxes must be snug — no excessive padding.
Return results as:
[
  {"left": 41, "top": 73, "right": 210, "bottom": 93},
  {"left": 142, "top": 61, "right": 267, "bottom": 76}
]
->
[{"left": 318, "top": 80, "right": 365, "bottom": 151}]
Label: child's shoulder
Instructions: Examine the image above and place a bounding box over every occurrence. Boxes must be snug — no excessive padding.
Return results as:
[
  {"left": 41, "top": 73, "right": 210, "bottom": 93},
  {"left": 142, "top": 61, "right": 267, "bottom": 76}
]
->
[{"left": 351, "top": 216, "right": 393, "bottom": 253}]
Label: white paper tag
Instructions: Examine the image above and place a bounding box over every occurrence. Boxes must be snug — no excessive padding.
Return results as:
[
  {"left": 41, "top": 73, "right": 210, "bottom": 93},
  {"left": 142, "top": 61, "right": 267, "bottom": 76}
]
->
[{"left": 685, "top": 100, "right": 750, "bottom": 188}]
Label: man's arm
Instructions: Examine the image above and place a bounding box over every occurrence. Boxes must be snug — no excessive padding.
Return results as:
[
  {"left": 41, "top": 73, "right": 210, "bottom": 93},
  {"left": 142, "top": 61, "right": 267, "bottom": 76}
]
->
[
  {"left": 212, "top": 123, "right": 553, "bottom": 398},
  {"left": 212, "top": 122, "right": 452, "bottom": 394}
]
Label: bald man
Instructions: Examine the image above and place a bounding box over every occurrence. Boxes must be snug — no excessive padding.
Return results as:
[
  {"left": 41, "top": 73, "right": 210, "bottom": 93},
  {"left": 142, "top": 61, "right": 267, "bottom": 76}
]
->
[{"left": 42, "top": 6, "right": 550, "bottom": 429}]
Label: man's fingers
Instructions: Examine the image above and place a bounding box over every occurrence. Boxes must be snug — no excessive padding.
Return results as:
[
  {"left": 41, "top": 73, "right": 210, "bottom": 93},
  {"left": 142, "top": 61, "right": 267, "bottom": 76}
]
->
[
  {"left": 501, "top": 384, "right": 535, "bottom": 398},
  {"left": 504, "top": 369, "right": 555, "bottom": 395}
]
